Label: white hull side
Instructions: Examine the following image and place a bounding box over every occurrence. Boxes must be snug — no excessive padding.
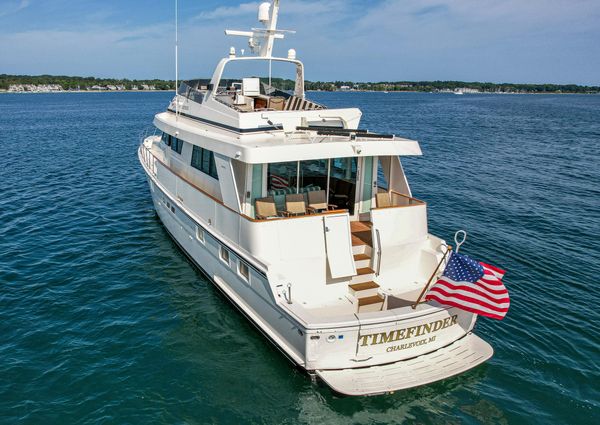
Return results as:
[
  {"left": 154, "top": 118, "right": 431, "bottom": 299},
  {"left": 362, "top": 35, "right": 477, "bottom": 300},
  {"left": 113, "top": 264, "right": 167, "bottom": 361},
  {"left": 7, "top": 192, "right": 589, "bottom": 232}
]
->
[{"left": 146, "top": 176, "right": 308, "bottom": 367}]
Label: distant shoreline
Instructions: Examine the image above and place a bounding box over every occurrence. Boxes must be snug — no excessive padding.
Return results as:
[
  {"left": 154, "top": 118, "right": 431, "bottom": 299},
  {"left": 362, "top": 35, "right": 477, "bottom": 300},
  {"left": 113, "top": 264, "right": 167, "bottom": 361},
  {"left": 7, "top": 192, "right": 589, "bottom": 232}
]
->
[
  {"left": 0, "top": 90, "right": 168, "bottom": 94},
  {"left": 2, "top": 74, "right": 598, "bottom": 94},
  {"left": 1, "top": 90, "right": 597, "bottom": 95}
]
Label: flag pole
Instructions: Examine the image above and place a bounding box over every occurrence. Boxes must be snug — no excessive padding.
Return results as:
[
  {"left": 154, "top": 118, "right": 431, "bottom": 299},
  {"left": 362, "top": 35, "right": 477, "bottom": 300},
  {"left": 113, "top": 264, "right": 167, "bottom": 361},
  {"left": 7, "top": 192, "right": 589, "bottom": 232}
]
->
[{"left": 412, "top": 245, "right": 452, "bottom": 309}]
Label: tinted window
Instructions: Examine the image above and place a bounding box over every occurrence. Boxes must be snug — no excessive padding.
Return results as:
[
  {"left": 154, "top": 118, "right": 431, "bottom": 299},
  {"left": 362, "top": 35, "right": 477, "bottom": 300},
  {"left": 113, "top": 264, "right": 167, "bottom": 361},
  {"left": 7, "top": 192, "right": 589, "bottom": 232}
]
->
[
  {"left": 161, "top": 132, "right": 172, "bottom": 146},
  {"left": 191, "top": 145, "right": 219, "bottom": 180},
  {"left": 170, "top": 137, "right": 183, "bottom": 154}
]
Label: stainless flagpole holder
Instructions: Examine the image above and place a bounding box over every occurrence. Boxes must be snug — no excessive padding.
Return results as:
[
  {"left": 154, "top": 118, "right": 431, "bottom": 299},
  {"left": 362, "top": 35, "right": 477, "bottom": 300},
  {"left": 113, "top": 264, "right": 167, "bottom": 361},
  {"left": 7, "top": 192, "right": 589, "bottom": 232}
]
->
[{"left": 454, "top": 230, "right": 467, "bottom": 253}]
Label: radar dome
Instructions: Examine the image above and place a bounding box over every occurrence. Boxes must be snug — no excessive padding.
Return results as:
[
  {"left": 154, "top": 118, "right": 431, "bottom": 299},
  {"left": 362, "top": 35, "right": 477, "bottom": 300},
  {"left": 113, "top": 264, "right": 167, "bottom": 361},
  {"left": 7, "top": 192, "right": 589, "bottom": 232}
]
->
[{"left": 258, "top": 2, "right": 271, "bottom": 23}]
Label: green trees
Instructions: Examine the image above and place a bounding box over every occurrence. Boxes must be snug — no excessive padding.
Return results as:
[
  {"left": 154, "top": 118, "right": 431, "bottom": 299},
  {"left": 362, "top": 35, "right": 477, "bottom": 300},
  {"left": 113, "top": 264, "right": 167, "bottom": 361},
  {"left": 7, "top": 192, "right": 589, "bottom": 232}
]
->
[
  {"left": 1, "top": 74, "right": 597, "bottom": 94},
  {"left": 0, "top": 74, "right": 176, "bottom": 91}
]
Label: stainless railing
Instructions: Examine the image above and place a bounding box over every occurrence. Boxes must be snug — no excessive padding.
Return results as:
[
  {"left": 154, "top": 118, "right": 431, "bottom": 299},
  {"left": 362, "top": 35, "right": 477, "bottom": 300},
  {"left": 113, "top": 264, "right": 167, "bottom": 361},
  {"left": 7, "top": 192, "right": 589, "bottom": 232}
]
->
[{"left": 375, "top": 228, "right": 382, "bottom": 276}]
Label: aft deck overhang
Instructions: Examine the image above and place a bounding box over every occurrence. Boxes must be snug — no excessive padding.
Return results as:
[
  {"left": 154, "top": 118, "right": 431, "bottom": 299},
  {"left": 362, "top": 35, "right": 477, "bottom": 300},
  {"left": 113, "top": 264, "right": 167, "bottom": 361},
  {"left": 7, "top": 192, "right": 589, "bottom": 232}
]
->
[
  {"left": 154, "top": 111, "right": 422, "bottom": 163},
  {"left": 316, "top": 332, "right": 493, "bottom": 396}
]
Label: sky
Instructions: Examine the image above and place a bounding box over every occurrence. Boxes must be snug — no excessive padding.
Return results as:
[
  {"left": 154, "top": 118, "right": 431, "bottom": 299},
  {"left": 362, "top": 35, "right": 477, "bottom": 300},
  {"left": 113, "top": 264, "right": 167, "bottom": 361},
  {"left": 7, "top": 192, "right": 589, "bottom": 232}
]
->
[{"left": 0, "top": 0, "right": 599, "bottom": 85}]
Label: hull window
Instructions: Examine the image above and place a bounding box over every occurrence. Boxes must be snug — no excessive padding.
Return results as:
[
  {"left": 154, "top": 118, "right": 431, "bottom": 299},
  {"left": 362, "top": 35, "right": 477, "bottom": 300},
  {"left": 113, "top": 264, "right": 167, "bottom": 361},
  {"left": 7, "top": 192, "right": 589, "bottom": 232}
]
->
[
  {"left": 195, "top": 226, "right": 205, "bottom": 243},
  {"left": 191, "top": 146, "right": 219, "bottom": 180},
  {"left": 161, "top": 132, "right": 171, "bottom": 147},
  {"left": 238, "top": 262, "right": 249, "bottom": 281},
  {"left": 220, "top": 246, "right": 230, "bottom": 265},
  {"left": 170, "top": 137, "right": 184, "bottom": 154}
]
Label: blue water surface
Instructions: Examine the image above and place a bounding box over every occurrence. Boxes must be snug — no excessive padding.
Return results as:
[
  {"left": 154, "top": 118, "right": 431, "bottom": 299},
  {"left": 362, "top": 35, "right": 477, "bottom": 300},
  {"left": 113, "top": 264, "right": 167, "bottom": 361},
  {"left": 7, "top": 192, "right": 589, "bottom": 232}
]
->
[{"left": 0, "top": 91, "right": 599, "bottom": 424}]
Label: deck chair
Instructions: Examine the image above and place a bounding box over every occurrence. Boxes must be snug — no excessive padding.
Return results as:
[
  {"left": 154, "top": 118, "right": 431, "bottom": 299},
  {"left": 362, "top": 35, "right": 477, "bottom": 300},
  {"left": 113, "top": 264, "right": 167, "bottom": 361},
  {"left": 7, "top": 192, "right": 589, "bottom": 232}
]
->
[
  {"left": 282, "top": 193, "right": 308, "bottom": 216},
  {"left": 255, "top": 197, "right": 280, "bottom": 219},
  {"left": 307, "top": 190, "right": 337, "bottom": 213},
  {"left": 376, "top": 192, "right": 392, "bottom": 208}
]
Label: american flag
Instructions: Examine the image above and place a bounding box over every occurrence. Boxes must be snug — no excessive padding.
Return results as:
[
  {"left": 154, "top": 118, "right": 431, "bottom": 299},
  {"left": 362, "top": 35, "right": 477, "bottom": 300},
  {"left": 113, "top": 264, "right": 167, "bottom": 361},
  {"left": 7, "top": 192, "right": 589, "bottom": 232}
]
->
[
  {"left": 425, "top": 252, "right": 509, "bottom": 320},
  {"left": 270, "top": 174, "right": 289, "bottom": 189}
]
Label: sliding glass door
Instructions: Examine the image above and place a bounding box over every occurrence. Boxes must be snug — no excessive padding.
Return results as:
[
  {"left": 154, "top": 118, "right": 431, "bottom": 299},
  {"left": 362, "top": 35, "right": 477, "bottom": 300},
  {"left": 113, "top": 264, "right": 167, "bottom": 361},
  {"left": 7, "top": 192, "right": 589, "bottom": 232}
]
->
[{"left": 263, "top": 157, "right": 368, "bottom": 218}]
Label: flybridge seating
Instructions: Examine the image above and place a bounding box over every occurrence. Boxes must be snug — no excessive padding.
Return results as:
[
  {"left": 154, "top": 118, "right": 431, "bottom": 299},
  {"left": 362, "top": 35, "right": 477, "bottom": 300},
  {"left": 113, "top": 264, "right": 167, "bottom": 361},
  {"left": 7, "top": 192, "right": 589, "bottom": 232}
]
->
[
  {"left": 177, "top": 78, "right": 324, "bottom": 112},
  {"left": 215, "top": 79, "right": 324, "bottom": 113}
]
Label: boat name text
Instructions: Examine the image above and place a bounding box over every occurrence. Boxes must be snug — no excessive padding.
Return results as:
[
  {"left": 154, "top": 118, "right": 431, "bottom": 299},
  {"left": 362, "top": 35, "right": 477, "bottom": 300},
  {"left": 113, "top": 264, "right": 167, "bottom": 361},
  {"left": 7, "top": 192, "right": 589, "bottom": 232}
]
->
[{"left": 358, "top": 315, "right": 458, "bottom": 347}]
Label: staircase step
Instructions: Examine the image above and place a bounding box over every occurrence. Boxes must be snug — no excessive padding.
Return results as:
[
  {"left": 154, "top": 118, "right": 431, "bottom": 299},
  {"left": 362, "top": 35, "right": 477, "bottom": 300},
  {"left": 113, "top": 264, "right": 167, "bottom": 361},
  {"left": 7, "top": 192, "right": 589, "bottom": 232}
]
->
[
  {"left": 349, "top": 281, "right": 379, "bottom": 292},
  {"left": 352, "top": 244, "right": 372, "bottom": 256},
  {"left": 348, "top": 281, "right": 379, "bottom": 298},
  {"left": 353, "top": 253, "right": 370, "bottom": 261},
  {"left": 357, "top": 294, "right": 385, "bottom": 313},
  {"left": 351, "top": 273, "right": 376, "bottom": 285},
  {"left": 356, "top": 267, "right": 375, "bottom": 276}
]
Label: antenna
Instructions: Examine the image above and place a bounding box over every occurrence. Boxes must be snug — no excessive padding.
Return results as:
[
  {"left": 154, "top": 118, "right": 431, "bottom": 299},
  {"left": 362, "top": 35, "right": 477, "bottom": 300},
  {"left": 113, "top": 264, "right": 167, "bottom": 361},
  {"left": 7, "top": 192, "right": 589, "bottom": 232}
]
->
[
  {"left": 225, "top": 0, "right": 295, "bottom": 58},
  {"left": 175, "top": 0, "right": 179, "bottom": 121}
]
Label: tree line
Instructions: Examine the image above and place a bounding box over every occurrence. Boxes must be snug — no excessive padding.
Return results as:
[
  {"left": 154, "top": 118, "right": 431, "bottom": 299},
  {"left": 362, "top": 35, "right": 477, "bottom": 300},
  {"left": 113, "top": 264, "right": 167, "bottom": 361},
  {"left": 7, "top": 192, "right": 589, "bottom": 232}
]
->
[
  {"left": 0, "top": 74, "right": 175, "bottom": 90},
  {"left": 1, "top": 74, "right": 598, "bottom": 94}
]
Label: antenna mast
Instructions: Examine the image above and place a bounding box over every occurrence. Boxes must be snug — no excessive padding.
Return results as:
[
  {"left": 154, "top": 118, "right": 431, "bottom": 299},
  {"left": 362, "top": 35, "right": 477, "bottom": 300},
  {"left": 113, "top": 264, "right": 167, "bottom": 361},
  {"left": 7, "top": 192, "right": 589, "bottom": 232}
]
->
[
  {"left": 225, "top": 0, "right": 294, "bottom": 58},
  {"left": 175, "top": 0, "right": 179, "bottom": 120}
]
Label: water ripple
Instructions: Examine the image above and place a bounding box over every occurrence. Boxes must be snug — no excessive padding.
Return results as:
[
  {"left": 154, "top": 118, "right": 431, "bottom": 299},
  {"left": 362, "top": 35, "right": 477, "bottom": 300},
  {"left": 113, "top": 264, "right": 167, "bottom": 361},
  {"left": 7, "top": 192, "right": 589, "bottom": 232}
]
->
[{"left": 0, "top": 92, "right": 598, "bottom": 424}]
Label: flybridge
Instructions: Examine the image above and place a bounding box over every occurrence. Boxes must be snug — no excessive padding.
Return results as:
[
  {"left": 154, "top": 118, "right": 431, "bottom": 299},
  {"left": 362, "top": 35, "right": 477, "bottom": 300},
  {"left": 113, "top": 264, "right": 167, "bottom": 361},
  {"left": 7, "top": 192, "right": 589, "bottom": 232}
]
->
[
  {"left": 225, "top": 0, "right": 295, "bottom": 58},
  {"left": 139, "top": 0, "right": 498, "bottom": 396}
]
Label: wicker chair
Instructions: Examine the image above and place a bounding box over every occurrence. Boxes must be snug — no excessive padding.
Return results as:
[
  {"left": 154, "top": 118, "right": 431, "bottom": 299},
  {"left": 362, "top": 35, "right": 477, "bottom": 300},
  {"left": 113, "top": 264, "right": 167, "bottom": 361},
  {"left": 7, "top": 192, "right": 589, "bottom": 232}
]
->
[
  {"left": 255, "top": 197, "right": 280, "bottom": 219},
  {"left": 307, "top": 190, "right": 337, "bottom": 213},
  {"left": 282, "top": 193, "right": 308, "bottom": 216}
]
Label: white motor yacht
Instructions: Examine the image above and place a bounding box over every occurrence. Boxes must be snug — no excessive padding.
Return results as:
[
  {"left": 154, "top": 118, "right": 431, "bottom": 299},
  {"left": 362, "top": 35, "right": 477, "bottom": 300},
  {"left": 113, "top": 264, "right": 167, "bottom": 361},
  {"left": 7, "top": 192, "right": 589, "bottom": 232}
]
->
[{"left": 138, "top": 0, "right": 493, "bottom": 396}]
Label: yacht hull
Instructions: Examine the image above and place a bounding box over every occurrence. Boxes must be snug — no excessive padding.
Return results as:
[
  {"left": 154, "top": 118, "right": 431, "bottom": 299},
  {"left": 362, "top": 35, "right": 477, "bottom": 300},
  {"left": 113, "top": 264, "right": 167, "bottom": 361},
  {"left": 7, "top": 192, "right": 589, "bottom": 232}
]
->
[{"left": 139, "top": 146, "right": 493, "bottom": 395}]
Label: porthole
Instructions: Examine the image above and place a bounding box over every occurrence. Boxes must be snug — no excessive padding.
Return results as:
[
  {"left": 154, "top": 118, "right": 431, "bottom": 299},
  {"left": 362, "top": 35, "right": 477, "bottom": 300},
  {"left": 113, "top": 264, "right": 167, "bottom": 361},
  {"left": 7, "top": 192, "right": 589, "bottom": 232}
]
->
[
  {"left": 220, "top": 246, "right": 230, "bottom": 265},
  {"left": 238, "top": 261, "right": 249, "bottom": 281},
  {"left": 196, "top": 226, "right": 205, "bottom": 243}
]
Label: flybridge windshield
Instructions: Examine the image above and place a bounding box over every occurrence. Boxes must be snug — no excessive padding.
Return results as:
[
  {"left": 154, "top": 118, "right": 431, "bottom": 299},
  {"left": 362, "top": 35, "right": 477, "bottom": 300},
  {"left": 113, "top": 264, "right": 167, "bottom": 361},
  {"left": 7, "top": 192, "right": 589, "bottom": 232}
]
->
[
  {"left": 220, "top": 59, "right": 298, "bottom": 92},
  {"left": 177, "top": 80, "right": 208, "bottom": 103},
  {"left": 177, "top": 79, "right": 292, "bottom": 101}
]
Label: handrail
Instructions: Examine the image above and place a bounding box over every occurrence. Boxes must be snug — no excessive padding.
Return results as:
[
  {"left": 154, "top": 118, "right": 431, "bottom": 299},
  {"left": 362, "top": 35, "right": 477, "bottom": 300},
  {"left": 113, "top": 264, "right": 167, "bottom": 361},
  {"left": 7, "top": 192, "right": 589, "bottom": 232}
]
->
[
  {"left": 375, "top": 229, "right": 382, "bottom": 277},
  {"left": 372, "top": 190, "right": 426, "bottom": 210},
  {"left": 140, "top": 144, "right": 350, "bottom": 223},
  {"left": 411, "top": 245, "right": 452, "bottom": 309}
]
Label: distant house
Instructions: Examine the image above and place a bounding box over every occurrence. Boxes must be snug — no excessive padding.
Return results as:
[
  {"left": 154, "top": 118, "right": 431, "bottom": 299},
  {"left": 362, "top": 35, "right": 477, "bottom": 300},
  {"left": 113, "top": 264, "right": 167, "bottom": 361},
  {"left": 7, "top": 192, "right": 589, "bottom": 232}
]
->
[
  {"left": 8, "top": 84, "right": 63, "bottom": 92},
  {"left": 339, "top": 85, "right": 351, "bottom": 91},
  {"left": 456, "top": 87, "right": 480, "bottom": 94},
  {"left": 90, "top": 85, "right": 106, "bottom": 91}
]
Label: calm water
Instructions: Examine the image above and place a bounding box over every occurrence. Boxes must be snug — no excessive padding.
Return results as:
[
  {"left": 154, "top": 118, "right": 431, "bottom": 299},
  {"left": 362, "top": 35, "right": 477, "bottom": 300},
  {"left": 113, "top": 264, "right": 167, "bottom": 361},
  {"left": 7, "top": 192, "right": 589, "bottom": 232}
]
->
[{"left": 0, "top": 91, "right": 599, "bottom": 424}]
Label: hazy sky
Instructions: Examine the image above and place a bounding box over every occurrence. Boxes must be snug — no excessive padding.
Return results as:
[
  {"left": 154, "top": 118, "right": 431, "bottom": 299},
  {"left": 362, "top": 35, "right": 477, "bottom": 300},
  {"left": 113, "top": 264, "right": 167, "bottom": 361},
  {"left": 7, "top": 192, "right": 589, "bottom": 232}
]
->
[{"left": 1, "top": 0, "right": 599, "bottom": 84}]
